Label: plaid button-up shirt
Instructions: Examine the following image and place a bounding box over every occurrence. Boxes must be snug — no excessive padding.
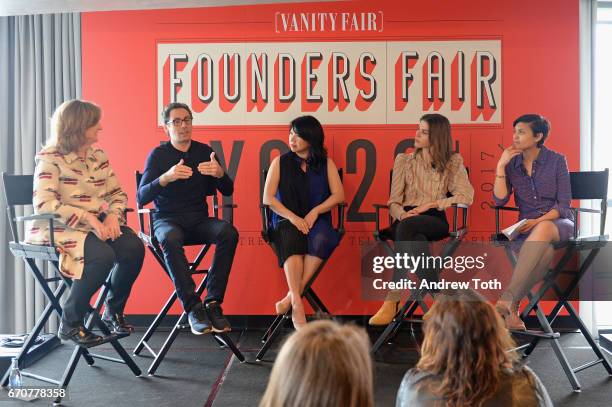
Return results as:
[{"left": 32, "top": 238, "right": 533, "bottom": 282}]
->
[{"left": 493, "top": 146, "right": 574, "bottom": 221}]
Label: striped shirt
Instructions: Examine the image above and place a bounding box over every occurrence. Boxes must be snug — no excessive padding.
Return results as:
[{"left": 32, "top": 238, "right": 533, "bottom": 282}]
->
[
  {"left": 493, "top": 146, "right": 574, "bottom": 221},
  {"left": 25, "top": 146, "right": 128, "bottom": 279},
  {"left": 388, "top": 152, "right": 474, "bottom": 221}
]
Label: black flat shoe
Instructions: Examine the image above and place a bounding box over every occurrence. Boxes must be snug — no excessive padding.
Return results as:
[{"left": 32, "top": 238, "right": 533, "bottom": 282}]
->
[
  {"left": 205, "top": 301, "right": 231, "bottom": 333},
  {"left": 102, "top": 311, "right": 134, "bottom": 335},
  {"left": 58, "top": 322, "right": 104, "bottom": 348}
]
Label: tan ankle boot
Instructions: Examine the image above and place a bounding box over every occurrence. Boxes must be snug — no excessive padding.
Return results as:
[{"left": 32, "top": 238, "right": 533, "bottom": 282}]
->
[
  {"left": 504, "top": 312, "right": 526, "bottom": 331},
  {"left": 369, "top": 301, "right": 400, "bottom": 326}
]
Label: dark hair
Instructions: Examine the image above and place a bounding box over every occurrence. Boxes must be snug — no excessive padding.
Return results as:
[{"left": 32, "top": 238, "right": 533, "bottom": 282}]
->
[
  {"left": 290, "top": 115, "right": 327, "bottom": 170},
  {"left": 162, "top": 102, "right": 193, "bottom": 123},
  {"left": 419, "top": 113, "right": 453, "bottom": 173},
  {"left": 512, "top": 114, "right": 550, "bottom": 147}
]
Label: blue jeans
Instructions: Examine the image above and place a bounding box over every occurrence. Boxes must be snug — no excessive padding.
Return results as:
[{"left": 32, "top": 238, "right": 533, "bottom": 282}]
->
[{"left": 153, "top": 211, "right": 239, "bottom": 312}]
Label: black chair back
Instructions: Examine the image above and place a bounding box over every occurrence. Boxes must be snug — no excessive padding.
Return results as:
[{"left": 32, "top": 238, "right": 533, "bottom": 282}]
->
[
  {"left": 2, "top": 173, "right": 34, "bottom": 242},
  {"left": 2, "top": 173, "right": 33, "bottom": 206},
  {"left": 570, "top": 169, "right": 609, "bottom": 236},
  {"left": 135, "top": 171, "right": 144, "bottom": 207},
  {"left": 570, "top": 169, "right": 608, "bottom": 200}
]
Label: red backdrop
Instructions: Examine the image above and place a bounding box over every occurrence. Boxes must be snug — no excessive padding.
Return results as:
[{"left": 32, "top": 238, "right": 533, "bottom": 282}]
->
[{"left": 81, "top": 0, "right": 580, "bottom": 315}]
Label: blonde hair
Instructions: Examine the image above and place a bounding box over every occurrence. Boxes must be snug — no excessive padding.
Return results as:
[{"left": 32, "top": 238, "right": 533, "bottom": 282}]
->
[
  {"left": 416, "top": 289, "right": 520, "bottom": 406},
  {"left": 47, "top": 99, "right": 101, "bottom": 154},
  {"left": 260, "top": 320, "right": 374, "bottom": 407}
]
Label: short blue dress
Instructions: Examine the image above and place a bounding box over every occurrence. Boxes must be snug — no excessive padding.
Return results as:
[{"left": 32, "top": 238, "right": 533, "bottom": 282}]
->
[{"left": 270, "top": 152, "right": 340, "bottom": 267}]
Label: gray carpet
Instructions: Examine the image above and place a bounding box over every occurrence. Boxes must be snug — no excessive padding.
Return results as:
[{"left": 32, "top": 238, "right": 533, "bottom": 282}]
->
[{"left": 1, "top": 328, "right": 612, "bottom": 406}]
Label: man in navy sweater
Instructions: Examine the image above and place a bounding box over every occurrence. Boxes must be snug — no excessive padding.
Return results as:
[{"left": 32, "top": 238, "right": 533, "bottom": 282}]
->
[{"left": 138, "top": 102, "right": 238, "bottom": 334}]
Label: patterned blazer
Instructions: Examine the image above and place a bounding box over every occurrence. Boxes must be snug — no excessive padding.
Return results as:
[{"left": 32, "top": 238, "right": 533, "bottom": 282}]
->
[{"left": 25, "top": 146, "right": 128, "bottom": 279}]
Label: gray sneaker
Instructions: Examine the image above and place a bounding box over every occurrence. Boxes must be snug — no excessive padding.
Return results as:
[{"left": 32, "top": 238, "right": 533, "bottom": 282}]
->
[{"left": 188, "top": 304, "right": 212, "bottom": 335}]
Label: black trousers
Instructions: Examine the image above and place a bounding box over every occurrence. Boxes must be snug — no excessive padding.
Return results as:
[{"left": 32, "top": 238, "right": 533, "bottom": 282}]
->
[
  {"left": 153, "top": 211, "right": 239, "bottom": 313},
  {"left": 62, "top": 226, "right": 145, "bottom": 325},
  {"left": 391, "top": 207, "right": 449, "bottom": 283}
]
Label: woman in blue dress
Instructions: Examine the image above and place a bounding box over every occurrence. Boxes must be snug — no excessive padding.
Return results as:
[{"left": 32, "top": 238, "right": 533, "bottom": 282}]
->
[{"left": 263, "top": 116, "right": 345, "bottom": 329}]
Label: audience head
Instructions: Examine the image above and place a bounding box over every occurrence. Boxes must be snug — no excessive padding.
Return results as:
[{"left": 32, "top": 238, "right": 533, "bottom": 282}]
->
[
  {"left": 260, "top": 320, "right": 374, "bottom": 407},
  {"left": 512, "top": 114, "right": 550, "bottom": 149},
  {"left": 48, "top": 99, "right": 101, "bottom": 154},
  {"left": 417, "top": 113, "right": 453, "bottom": 172},
  {"left": 289, "top": 115, "right": 328, "bottom": 169},
  {"left": 417, "top": 289, "right": 518, "bottom": 407}
]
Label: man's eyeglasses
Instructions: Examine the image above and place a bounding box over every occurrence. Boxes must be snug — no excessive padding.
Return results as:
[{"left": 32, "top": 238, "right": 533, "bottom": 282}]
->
[{"left": 166, "top": 117, "right": 193, "bottom": 127}]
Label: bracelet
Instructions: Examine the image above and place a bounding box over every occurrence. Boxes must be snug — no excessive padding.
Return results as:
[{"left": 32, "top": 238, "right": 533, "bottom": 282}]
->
[{"left": 495, "top": 175, "right": 506, "bottom": 178}]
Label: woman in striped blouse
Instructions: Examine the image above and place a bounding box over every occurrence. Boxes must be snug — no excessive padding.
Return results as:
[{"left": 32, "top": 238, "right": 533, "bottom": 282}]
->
[
  {"left": 26, "top": 100, "right": 144, "bottom": 347},
  {"left": 369, "top": 113, "right": 474, "bottom": 326}
]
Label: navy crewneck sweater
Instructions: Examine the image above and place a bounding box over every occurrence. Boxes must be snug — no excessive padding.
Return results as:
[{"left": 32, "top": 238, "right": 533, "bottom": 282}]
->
[{"left": 137, "top": 140, "right": 233, "bottom": 215}]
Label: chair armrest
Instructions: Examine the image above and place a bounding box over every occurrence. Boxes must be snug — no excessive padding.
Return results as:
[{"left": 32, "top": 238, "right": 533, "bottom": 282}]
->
[
  {"left": 450, "top": 204, "right": 468, "bottom": 239},
  {"left": 15, "top": 213, "right": 60, "bottom": 222},
  {"left": 569, "top": 206, "right": 604, "bottom": 239},
  {"left": 260, "top": 202, "right": 346, "bottom": 240},
  {"left": 222, "top": 203, "right": 237, "bottom": 224},
  {"left": 336, "top": 202, "right": 347, "bottom": 234},
  {"left": 494, "top": 205, "right": 520, "bottom": 235},
  {"left": 137, "top": 207, "right": 157, "bottom": 240},
  {"left": 569, "top": 234, "right": 608, "bottom": 243},
  {"left": 14, "top": 213, "right": 60, "bottom": 246},
  {"left": 494, "top": 206, "right": 520, "bottom": 212},
  {"left": 573, "top": 207, "right": 601, "bottom": 214},
  {"left": 372, "top": 204, "right": 390, "bottom": 236},
  {"left": 260, "top": 204, "right": 271, "bottom": 242}
]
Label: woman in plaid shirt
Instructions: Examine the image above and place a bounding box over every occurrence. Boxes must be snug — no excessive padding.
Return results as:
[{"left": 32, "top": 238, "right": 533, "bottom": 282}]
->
[
  {"left": 26, "top": 100, "right": 144, "bottom": 347},
  {"left": 493, "top": 114, "right": 574, "bottom": 330}
]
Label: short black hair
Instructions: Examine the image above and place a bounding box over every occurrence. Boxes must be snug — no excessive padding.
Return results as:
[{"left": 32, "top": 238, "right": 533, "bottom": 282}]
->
[
  {"left": 162, "top": 102, "right": 193, "bottom": 124},
  {"left": 290, "top": 115, "right": 327, "bottom": 171},
  {"left": 512, "top": 114, "right": 550, "bottom": 147}
]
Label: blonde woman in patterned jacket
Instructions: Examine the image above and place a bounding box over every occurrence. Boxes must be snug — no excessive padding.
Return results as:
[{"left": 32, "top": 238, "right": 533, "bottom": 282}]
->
[{"left": 26, "top": 99, "right": 144, "bottom": 347}]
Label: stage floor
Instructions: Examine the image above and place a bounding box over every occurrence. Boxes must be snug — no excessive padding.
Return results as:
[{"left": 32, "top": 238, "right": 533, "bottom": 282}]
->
[{"left": 1, "top": 326, "right": 611, "bottom": 406}]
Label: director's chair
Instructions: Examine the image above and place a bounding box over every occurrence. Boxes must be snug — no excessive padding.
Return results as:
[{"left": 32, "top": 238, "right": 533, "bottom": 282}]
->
[
  {"left": 492, "top": 169, "right": 612, "bottom": 392},
  {"left": 132, "top": 171, "right": 245, "bottom": 376},
  {"left": 0, "top": 173, "right": 141, "bottom": 406},
  {"left": 255, "top": 169, "right": 346, "bottom": 361},
  {"left": 371, "top": 168, "right": 469, "bottom": 353}
]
